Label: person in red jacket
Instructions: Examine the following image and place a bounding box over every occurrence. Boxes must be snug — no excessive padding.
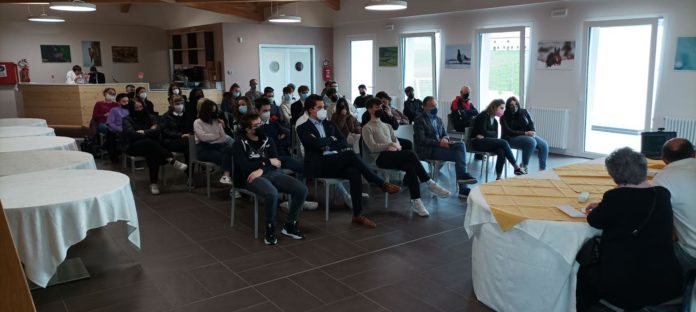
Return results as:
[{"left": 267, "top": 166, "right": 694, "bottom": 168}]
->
[{"left": 450, "top": 85, "right": 479, "bottom": 131}]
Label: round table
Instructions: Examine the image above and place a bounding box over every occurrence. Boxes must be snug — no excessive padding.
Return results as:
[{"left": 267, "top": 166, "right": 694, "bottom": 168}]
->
[
  {"left": 0, "top": 169, "right": 140, "bottom": 288},
  {"left": 0, "top": 126, "right": 55, "bottom": 138},
  {"left": 0, "top": 118, "right": 48, "bottom": 127},
  {"left": 0, "top": 151, "right": 96, "bottom": 177},
  {"left": 0, "top": 136, "right": 77, "bottom": 153}
]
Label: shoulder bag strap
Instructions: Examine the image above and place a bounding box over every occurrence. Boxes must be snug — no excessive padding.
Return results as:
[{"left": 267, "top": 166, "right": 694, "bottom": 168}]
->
[{"left": 632, "top": 187, "right": 657, "bottom": 237}]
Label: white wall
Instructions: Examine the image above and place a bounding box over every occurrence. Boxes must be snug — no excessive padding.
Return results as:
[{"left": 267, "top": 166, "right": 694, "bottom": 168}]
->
[{"left": 333, "top": 0, "right": 696, "bottom": 156}]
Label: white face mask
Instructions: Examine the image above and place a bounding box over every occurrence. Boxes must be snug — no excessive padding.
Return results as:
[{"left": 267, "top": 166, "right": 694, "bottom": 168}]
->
[
  {"left": 172, "top": 89, "right": 180, "bottom": 95},
  {"left": 261, "top": 111, "right": 271, "bottom": 122},
  {"left": 105, "top": 94, "right": 116, "bottom": 102},
  {"left": 316, "top": 108, "right": 328, "bottom": 120},
  {"left": 174, "top": 104, "right": 184, "bottom": 113},
  {"left": 139, "top": 92, "right": 147, "bottom": 99}
]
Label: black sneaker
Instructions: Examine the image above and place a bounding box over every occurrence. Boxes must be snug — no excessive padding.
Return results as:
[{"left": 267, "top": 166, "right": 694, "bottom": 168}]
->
[
  {"left": 264, "top": 223, "right": 277, "bottom": 245},
  {"left": 281, "top": 221, "right": 305, "bottom": 240},
  {"left": 458, "top": 185, "right": 471, "bottom": 199},
  {"left": 514, "top": 168, "right": 526, "bottom": 176},
  {"left": 457, "top": 173, "right": 478, "bottom": 184},
  {"left": 474, "top": 154, "right": 484, "bottom": 161}
]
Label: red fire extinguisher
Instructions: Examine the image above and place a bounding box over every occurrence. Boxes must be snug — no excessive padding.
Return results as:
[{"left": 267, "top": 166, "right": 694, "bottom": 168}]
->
[
  {"left": 322, "top": 59, "right": 332, "bottom": 82},
  {"left": 18, "top": 58, "right": 30, "bottom": 83}
]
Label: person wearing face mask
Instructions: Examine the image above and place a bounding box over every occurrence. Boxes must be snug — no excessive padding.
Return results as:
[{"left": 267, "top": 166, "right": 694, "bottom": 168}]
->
[
  {"left": 263, "top": 86, "right": 281, "bottom": 122},
  {"left": 353, "top": 84, "right": 370, "bottom": 109},
  {"left": 125, "top": 84, "right": 136, "bottom": 100},
  {"left": 403, "top": 86, "right": 423, "bottom": 123},
  {"left": 297, "top": 95, "right": 402, "bottom": 228},
  {"left": 324, "top": 88, "right": 340, "bottom": 119},
  {"left": 450, "top": 85, "right": 479, "bottom": 132},
  {"left": 501, "top": 96, "right": 549, "bottom": 172},
  {"left": 135, "top": 86, "right": 157, "bottom": 116},
  {"left": 232, "top": 113, "right": 308, "bottom": 245},
  {"left": 92, "top": 87, "right": 119, "bottom": 134},
  {"left": 279, "top": 86, "right": 294, "bottom": 127},
  {"left": 290, "top": 85, "right": 310, "bottom": 127},
  {"left": 186, "top": 88, "right": 205, "bottom": 131},
  {"left": 414, "top": 96, "right": 478, "bottom": 198},
  {"left": 105, "top": 93, "right": 131, "bottom": 162},
  {"left": 359, "top": 91, "right": 412, "bottom": 150},
  {"left": 471, "top": 99, "right": 526, "bottom": 180},
  {"left": 168, "top": 83, "right": 187, "bottom": 105},
  {"left": 286, "top": 83, "right": 296, "bottom": 101},
  {"left": 122, "top": 97, "right": 188, "bottom": 195},
  {"left": 362, "top": 98, "right": 451, "bottom": 217},
  {"left": 331, "top": 97, "right": 362, "bottom": 152},
  {"left": 221, "top": 83, "right": 241, "bottom": 114},
  {"left": 160, "top": 95, "right": 193, "bottom": 164},
  {"left": 194, "top": 100, "right": 235, "bottom": 185},
  {"left": 245, "top": 78, "right": 263, "bottom": 101},
  {"left": 232, "top": 96, "right": 254, "bottom": 128}
]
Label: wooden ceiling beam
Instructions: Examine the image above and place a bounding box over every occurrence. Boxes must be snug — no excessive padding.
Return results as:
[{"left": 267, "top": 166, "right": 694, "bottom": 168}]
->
[
  {"left": 183, "top": 2, "right": 265, "bottom": 21},
  {"left": 321, "top": 0, "right": 338, "bottom": 10}
]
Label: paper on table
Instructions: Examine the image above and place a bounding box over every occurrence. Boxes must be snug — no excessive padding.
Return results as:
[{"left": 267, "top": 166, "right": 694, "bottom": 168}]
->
[{"left": 557, "top": 204, "right": 586, "bottom": 218}]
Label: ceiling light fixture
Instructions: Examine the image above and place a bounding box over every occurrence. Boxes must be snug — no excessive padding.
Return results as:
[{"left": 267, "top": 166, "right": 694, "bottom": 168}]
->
[
  {"left": 28, "top": 12, "right": 65, "bottom": 22},
  {"left": 266, "top": 1, "right": 301, "bottom": 23},
  {"left": 49, "top": 0, "right": 96, "bottom": 12},
  {"left": 364, "top": 0, "right": 407, "bottom": 11}
]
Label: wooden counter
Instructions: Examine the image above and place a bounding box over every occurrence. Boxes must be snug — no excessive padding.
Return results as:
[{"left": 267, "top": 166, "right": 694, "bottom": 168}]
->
[{"left": 19, "top": 83, "right": 222, "bottom": 129}]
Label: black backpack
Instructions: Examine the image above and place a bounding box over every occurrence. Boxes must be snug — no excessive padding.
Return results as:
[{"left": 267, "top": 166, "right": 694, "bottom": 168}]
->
[{"left": 450, "top": 111, "right": 474, "bottom": 132}]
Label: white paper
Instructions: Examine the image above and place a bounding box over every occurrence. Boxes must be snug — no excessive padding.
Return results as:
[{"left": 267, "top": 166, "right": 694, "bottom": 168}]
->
[{"left": 557, "top": 204, "right": 586, "bottom": 218}]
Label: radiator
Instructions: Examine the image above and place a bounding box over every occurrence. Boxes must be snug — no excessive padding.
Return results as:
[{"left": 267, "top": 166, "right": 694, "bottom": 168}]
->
[
  {"left": 665, "top": 116, "right": 696, "bottom": 144},
  {"left": 527, "top": 107, "right": 569, "bottom": 149}
]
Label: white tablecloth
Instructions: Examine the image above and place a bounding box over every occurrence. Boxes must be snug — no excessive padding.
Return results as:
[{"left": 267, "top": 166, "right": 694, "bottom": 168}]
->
[
  {"left": 0, "top": 118, "right": 48, "bottom": 127},
  {"left": 464, "top": 161, "right": 602, "bottom": 312},
  {"left": 0, "top": 151, "right": 96, "bottom": 177},
  {"left": 0, "top": 136, "right": 77, "bottom": 153},
  {"left": 0, "top": 126, "right": 55, "bottom": 138},
  {"left": 0, "top": 170, "right": 140, "bottom": 287}
]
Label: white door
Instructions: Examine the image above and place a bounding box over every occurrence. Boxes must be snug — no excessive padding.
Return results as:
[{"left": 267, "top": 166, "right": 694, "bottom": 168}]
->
[{"left": 260, "top": 45, "right": 314, "bottom": 98}]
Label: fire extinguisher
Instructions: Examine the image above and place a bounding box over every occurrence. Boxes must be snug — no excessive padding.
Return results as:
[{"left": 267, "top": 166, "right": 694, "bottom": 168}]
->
[
  {"left": 322, "top": 59, "right": 332, "bottom": 82},
  {"left": 18, "top": 59, "right": 30, "bottom": 83}
]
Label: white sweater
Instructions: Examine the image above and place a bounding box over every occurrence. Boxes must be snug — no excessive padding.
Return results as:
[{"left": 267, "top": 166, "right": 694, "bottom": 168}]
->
[{"left": 193, "top": 119, "right": 227, "bottom": 144}]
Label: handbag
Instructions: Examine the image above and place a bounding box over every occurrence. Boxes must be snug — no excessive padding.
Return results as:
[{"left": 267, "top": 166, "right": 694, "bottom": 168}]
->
[{"left": 575, "top": 187, "right": 658, "bottom": 267}]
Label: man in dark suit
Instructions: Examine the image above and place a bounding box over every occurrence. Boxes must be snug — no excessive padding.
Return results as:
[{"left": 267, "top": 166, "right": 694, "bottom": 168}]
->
[
  {"left": 413, "top": 96, "right": 478, "bottom": 199},
  {"left": 88, "top": 66, "right": 105, "bottom": 84},
  {"left": 297, "top": 94, "right": 401, "bottom": 228},
  {"left": 290, "top": 85, "right": 310, "bottom": 126}
]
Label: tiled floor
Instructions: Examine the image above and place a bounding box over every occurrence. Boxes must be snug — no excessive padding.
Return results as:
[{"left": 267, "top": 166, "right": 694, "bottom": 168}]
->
[{"left": 30, "top": 154, "right": 588, "bottom": 312}]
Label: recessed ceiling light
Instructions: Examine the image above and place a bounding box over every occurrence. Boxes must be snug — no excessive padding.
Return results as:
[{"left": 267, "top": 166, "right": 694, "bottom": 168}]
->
[
  {"left": 267, "top": 14, "right": 302, "bottom": 23},
  {"left": 49, "top": 1, "right": 96, "bottom": 12},
  {"left": 28, "top": 13, "right": 65, "bottom": 22},
  {"left": 364, "top": 0, "right": 407, "bottom": 11}
]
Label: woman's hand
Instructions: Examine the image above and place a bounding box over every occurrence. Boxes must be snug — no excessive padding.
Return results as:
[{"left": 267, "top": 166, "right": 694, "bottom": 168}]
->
[
  {"left": 585, "top": 202, "right": 599, "bottom": 214},
  {"left": 136, "top": 130, "right": 145, "bottom": 135},
  {"left": 270, "top": 158, "right": 281, "bottom": 168},
  {"left": 247, "top": 169, "right": 263, "bottom": 183}
]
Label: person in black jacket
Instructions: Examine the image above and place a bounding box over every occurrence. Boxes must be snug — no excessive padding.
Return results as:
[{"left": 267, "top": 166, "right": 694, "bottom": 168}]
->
[
  {"left": 232, "top": 113, "right": 307, "bottom": 246},
  {"left": 87, "top": 66, "right": 105, "bottom": 84},
  {"left": 470, "top": 99, "right": 525, "bottom": 180},
  {"left": 402, "top": 86, "right": 423, "bottom": 123},
  {"left": 159, "top": 95, "right": 192, "bottom": 164},
  {"left": 185, "top": 88, "right": 205, "bottom": 130},
  {"left": 576, "top": 147, "right": 683, "bottom": 311},
  {"left": 297, "top": 95, "right": 401, "bottom": 228},
  {"left": 122, "top": 97, "right": 188, "bottom": 195},
  {"left": 501, "top": 96, "right": 549, "bottom": 172},
  {"left": 353, "top": 84, "right": 370, "bottom": 109},
  {"left": 135, "top": 86, "right": 157, "bottom": 116},
  {"left": 290, "top": 85, "right": 310, "bottom": 126}
]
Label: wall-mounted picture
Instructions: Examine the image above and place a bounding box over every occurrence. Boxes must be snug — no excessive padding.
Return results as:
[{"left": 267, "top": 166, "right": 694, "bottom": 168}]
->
[
  {"left": 112, "top": 46, "right": 138, "bottom": 63},
  {"left": 40, "top": 45, "right": 71, "bottom": 63},
  {"left": 379, "top": 47, "right": 398, "bottom": 67},
  {"left": 82, "top": 41, "right": 102, "bottom": 67},
  {"left": 674, "top": 36, "right": 696, "bottom": 71},
  {"left": 536, "top": 40, "right": 575, "bottom": 70},
  {"left": 445, "top": 44, "right": 471, "bottom": 69}
]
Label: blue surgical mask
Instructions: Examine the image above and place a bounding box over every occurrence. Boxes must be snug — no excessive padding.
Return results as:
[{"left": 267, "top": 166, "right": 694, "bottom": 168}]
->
[
  {"left": 239, "top": 105, "right": 248, "bottom": 114},
  {"left": 283, "top": 94, "right": 291, "bottom": 102},
  {"left": 233, "top": 91, "right": 241, "bottom": 97},
  {"left": 300, "top": 93, "right": 309, "bottom": 100},
  {"left": 430, "top": 107, "right": 438, "bottom": 116}
]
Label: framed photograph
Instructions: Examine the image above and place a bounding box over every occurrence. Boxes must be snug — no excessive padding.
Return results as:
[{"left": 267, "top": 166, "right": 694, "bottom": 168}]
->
[
  {"left": 536, "top": 40, "right": 575, "bottom": 70},
  {"left": 81, "top": 41, "right": 102, "bottom": 67},
  {"left": 445, "top": 44, "right": 471, "bottom": 69},
  {"left": 379, "top": 47, "right": 398, "bottom": 67},
  {"left": 112, "top": 46, "right": 138, "bottom": 63},
  {"left": 674, "top": 36, "right": 696, "bottom": 71},
  {"left": 40, "top": 45, "right": 71, "bottom": 63}
]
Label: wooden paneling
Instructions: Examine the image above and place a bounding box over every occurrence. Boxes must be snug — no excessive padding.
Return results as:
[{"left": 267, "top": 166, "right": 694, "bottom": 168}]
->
[{"left": 0, "top": 201, "right": 36, "bottom": 312}]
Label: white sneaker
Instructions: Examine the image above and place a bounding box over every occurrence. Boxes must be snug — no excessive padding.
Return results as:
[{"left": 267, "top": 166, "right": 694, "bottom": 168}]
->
[
  {"left": 280, "top": 201, "right": 289, "bottom": 212},
  {"left": 219, "top": 176, "right": 232, "bottom": 185},
  {"left": 234, "top": 192, "right": 242, "bottom": 199},
  {"left": 361, "top": 192, "right": 370, "bottom": 198},
  {"left": 150, "top": 183, "right": 160, "bottom": 195},
  {"left": 303, "top": 201, "right": 319, "bottom": 210},
  {"left": 411, "top": 199, "right": 430, "bottom": 217},
  {"left": 172, "top": 160, "right": 187, "bottom": 171},
  {"left": 428, "top": 182, "right": 451, "bottom": 198}
]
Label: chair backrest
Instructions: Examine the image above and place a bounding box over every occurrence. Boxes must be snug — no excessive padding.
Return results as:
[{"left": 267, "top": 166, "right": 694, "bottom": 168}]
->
[
  {"left": 395, "top": 124, "right": 414, "bottom": 143},
  {"left": 187, "top": 134, "right": 198, "bottom": 163},
  {"left": 463, "top": 127, "right": 474, "bottom": 151},
  {"left": 446, "top": 114, "right": 455, "bottom": 132}
]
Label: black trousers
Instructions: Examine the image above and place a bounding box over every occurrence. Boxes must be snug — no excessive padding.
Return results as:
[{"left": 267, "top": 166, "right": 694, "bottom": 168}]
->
[
  {"left": 576, "top": 264, "right": 601, "bottom": 312},
  {"left": 471, "top": 137, "right": 517, "bottom": 175},
  {"left": 106, "top": 130, "right": 121, "bottom": 163},
  {"left": 127, "top": 139, "right": 173, "bottom": 183},
  {"left": 398, "top": 138, "right": 413, "bottom": 151},
  {"left": 376, "top": 150, "right": 429, "bottom": 199},
  {"left": 318, "top": 151, "right": 385, "bottom": 216},
  {"left": 162, "top": 138, "right": 190, "bottom": 164}
]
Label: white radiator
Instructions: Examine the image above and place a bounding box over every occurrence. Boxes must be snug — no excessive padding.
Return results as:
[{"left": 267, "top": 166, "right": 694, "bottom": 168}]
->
[
  {"left": 528, "top": 107, "right": 569, "bottom": 149},
  {"left": 665, "top": 116, "right": 696, "bottom": 144}
]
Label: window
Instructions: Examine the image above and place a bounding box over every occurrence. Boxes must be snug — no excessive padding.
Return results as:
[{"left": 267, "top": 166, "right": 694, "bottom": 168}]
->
[
  {"left": 477, "top": 27, "right": 530, "bottom": 108},
  {"left": 350, "top": 39, "right": 373, "bottom": 101},
  {"left": 401, "top": 33, "right": 438, "bottom": 101}
]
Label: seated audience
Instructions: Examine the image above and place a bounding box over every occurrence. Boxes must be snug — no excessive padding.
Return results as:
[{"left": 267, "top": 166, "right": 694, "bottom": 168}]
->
[
  {"left": 106, "top": 93, "right": 131, "bottom": 162},
  {"left": 450, "top": 85, "right": 479, "bottom": 131},
  {"left": 286, "top": 83, "right": 296, "bottom": 100},
  {"left": 324, "top": 87, "right": 340, "bottom": 118},
  {"left": 290, "top": 85, "right": 310, "bottom": 126},
  {"left": 653, "top": 138, "right": 696, "bottom": 275},
  {"left": 221, "top": 83, "right": 241, "bottom": 114},
  {"left": 576, "top": 147, "right": 683, "bottom": 312},
  {"left": 87, "top": 66, "right": 105, "bottom": 84},
  {"left": 125, "top": 84, "right": 136, "bottom": 99},
  {"left": 159, "top": 95, "right": 192, "bottom": 164},
  {"left": 414, "top": 96, "right": 478, "bottom": 198},
  {"left": 403, "top": 86, "right": 423, "bottom": 123},
  {"left": 167, "top": 83, "right": 187, "bottom": 104},
  {"left": 280, "top": 86, "right": 294, "bottom": 126},
  {"left": 331, "top": 98, "right": 362, "bottom": 151},
  {"left": 121, "top": 98, "right": 188, "bottom": 195},
  {"left": 135, "top": 86, "right": 156, "bottom": 116},
  {"left": 297, "top": 95, "right": 401, "bottom": 228},
  {"left": 362, "top": 98, "right": 450, "bottom": 217},
  {"left": 361, "top": 91, "right": 412, "bottom": 150},
  {"left": 501, "top": 96, "right": 549, "bottom": 172},
  {"left": 262, "top": 86, "right": 281, "bottom": 122},
  {"left": 92, "top": 87, "right": 119, "bottom": 134},
  {"left": 231, "top": 96, "right": 254, "bottom": 131},
  {"left": 470, "top": 99, "right": 526, "bottom": 179},
  {"left": 353, "top": 84, "right": 370, "bottom": 109},
  {"left": 232, "top": 113, "right": 307, "bottom": 245},
  {"left": 186, "top": 88, "right": 205, "bottom": 130},
  {"left": 194, "top": 99, "right": 234, "bottom": 185},
  {"left": 245, "top": 78, "right": 263, "bottom": 100}
]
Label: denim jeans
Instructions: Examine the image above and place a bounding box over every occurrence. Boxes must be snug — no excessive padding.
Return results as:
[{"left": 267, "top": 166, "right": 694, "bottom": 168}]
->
[
  {"left": 197, "top": 140, "right": 234, "bottom": 172},
  {"left": 279, "top": 155, "right": 304, "bottom": 180},
  {"left": 508, "top": 135, "right": 548, "bottom": 170},
  {"left": 471, "top": 138, "right": 517, "bottom": 175},
  {"left": 429, "top": 142, "right": 468, "bottom": 180},
  {"left": 246, "top": 170, "right": 307, "bottom": 226}
]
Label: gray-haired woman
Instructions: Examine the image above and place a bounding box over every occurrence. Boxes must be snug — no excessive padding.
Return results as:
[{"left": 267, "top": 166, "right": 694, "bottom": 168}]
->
[{"left": 576, "top": 147, "right": 683, "bottom": 311}]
